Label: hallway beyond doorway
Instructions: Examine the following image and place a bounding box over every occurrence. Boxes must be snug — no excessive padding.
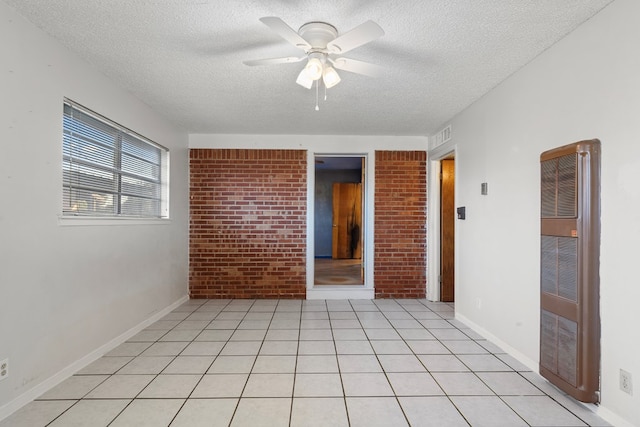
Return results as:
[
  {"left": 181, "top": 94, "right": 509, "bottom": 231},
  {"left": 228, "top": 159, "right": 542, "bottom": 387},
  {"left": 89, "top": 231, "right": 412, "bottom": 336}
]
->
[{"left": 314, "top": 258, "right": 363, "bottom": 285}]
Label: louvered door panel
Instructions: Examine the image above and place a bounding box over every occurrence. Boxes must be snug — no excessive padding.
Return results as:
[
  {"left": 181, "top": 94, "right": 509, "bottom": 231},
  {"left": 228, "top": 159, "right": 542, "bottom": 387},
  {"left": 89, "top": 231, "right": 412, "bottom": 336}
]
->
[{"left": 539, "top": 140, "right": 600, "bottom": 403}]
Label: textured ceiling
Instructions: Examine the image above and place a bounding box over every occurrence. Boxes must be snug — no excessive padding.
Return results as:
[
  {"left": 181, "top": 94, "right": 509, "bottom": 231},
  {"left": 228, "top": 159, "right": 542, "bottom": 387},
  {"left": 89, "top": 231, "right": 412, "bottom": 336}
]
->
[{"left": 5, "top": 0, "right": 613, "bottom": 136}]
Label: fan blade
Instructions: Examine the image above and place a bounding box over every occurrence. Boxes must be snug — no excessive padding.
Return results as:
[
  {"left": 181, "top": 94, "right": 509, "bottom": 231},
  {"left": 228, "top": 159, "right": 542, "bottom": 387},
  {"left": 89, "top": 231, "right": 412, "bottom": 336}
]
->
[
  {"left": 327, "top": 20, "right": 384, "bottom": 54},
  {"left": 243, "top": 56, "right": 306, "bottom": 66},
  {"left": 259, "top": 17, "right": 311, "bottom": 50},
  {"left": 331, "top": 57, "right": 384, "bottom": 78}
]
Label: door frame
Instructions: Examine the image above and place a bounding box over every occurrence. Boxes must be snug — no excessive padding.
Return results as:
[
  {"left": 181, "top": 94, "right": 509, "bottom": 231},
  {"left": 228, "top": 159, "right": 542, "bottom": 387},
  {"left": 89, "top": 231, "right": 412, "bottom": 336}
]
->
[
  {"left": 427, "top": 144, "right": 458, "bottom": 301},
  {"left": 307, "top": 152, "right": 374, "bottom": 299}
]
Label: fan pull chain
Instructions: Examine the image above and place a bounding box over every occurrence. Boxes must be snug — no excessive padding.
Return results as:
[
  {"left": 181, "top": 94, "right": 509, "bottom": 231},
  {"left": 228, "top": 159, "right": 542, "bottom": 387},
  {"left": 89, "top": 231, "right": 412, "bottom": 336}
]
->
[
  {"left": 315, "top": 80, "right": 319, "bottom": 111},
  {"left": 324, "top": 84, "right": 327, "bottom": 101}
]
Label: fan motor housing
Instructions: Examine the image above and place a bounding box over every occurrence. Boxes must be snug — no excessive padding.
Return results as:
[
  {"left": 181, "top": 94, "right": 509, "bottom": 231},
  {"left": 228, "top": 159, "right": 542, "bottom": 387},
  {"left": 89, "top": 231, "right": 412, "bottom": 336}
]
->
[{"left": 298, "top": 22, "right": 338, "bottom": 49}]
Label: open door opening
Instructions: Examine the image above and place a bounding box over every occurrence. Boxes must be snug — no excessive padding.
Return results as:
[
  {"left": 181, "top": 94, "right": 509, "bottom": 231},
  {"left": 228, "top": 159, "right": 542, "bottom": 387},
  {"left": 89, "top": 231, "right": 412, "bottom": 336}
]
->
[
  {"left": 440, "top": 158, "right": 455, "bottom": 302},
  {"left": 314, "top": 156, "right": 364, "bottom": 285}
]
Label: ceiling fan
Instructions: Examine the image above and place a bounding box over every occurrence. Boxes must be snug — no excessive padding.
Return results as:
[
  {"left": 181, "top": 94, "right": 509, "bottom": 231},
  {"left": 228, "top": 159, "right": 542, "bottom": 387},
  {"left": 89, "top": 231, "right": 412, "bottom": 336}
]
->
[{"left": 243, "top": 17, "right": 385, "bottom": 95}]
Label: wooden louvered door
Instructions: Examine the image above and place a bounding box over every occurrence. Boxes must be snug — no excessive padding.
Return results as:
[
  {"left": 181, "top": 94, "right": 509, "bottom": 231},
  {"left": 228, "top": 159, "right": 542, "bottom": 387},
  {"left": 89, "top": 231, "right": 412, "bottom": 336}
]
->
[{"left": 539, "top": 140, "right": 600, "bottom": 403}]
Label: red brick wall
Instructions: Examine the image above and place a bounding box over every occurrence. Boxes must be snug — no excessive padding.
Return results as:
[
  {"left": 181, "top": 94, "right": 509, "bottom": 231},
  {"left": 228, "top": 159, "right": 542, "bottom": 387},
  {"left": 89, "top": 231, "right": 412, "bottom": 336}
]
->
[
  {"left": 374, "top": 151, "right": 427, "bottom": 298},
  {"left": 189, "top": 149, "right": 307, "bottom": 299}
]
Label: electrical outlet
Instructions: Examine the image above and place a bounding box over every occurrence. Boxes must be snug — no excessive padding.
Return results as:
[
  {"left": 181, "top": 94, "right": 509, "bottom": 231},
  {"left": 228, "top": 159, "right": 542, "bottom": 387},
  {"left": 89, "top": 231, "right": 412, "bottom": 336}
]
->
[
  {"left": 620, "top": 369, "right": 633, "bottom": 395},
  {"left": 0, "top": 359, "right": 8, "bottom": 381}
]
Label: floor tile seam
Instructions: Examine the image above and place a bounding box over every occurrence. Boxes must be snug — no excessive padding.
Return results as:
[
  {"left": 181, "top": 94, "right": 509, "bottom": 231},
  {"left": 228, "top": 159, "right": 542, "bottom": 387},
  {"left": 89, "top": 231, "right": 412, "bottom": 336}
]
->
[
  {"left": 434, "top": 363, "right": 497, "bottom": 396},
  {"left": 169, "top": 300, "right": 251, "bottom": 406},
  {"left": 454, "top": 353, "right": 547, "bottom": 396},
  {"left": 154, "top": 395, "right": 189, "bottom": 427},
  {"left": 514, "top": 371, "right": 568, "bottom": 400},
  {"left": 276, "top": 301, "right": 304, "bottom": 425},
  {"left": 213, "top": 306, "right": 296, "bottom": 422},
  {"left": 35, "top": 373, "right": 112, "bottom": 402},
  {"left": 370, "top": 300, "right": 454, "bottom": 397},
  {"left": 157, "top": 307, "right": 207, "bottom": 339},
  {"left": 360, "top": 300, "right": 429, "bottom": 426},
  {"left": 287, "top": 302, "right": 306, "bottom": 427},
  {"left": 327, "top": 309, "right": 344, "bottom": 373},
  {"left": 330, "top": 301, "right": 357, "bottom": 422},
  {"left": 347, "top": 299, "right": 409, "bottom": 404},
  {"left": 542, "top": 391, "right": 600, "bottom": 426},
  {"left": 132, "top": 308, "right": 544, "bottom": 398},
  {"left": 452, "top": 352, "right": 516, "bottom": 378},
  {"left": 465, "top": 393, "right": 536, "bottom": 426},
  {"left": 415, "top": 298, "right": 450, "bottom": 314},
  {"left": 113, "top": 300, "right": 598, "bottom": 427},
  {"left": 437, "top": 393, "right": 475, "bottom": 427},
  {"left": 67, "top": 393, "right": 455, "bottom": 401},
  {"left": 214, "top": 301, "right": 271, "bottom": 361},
  {"left": 56, "top": 395, "right": 133, "bottom": 427},
  {"left": 394, "top": 390, "right": 430, "bottom": 427},
  {"left": 235, "top": 396, "right": 295, "bottom": 399},
  {"left": 115, "top": 349, "right": 179, "bottom": 377}
]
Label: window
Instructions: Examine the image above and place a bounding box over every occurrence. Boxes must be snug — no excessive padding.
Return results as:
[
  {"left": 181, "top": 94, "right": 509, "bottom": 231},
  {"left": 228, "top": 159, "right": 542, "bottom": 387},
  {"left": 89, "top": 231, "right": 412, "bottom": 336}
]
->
[{"left": 62, "top": 100, "right": 169, "bottom": 218}]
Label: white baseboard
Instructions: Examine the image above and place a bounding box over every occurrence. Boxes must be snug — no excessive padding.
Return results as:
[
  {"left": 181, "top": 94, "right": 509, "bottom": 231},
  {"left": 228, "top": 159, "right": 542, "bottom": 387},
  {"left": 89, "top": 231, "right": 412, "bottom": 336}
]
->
[
  {"left": 455, "top": 313, "right": 539, "bottom": 371},
  {"left": 456, "top": 313, "right": 635, "bottom": 427},
  {"left": 594, "top": 405, "right": 636, "bottom": 427},
  {"left": 0, "top": 295, "right": 189, "bottom": 422}
]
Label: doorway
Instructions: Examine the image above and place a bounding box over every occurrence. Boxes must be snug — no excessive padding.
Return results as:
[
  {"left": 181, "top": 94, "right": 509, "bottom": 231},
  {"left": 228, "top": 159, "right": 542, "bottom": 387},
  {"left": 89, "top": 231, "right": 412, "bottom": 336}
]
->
[
  {"left": 440, "top": 158, "right": 455, "bottom": 302},
  {"left": 427, "top": 147, "right": 457, "bottom": 302},
  {"left": 314, "top": 156, "right": 364, "bottom": 285}
]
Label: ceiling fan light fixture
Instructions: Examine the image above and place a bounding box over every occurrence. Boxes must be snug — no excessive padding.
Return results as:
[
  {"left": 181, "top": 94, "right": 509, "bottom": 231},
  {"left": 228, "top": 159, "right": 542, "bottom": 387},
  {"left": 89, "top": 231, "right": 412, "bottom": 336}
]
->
[
  {"left": 296, "top": 69, "right": 314, "bottom": 89},
  {"left": 304, "top": 57, "right": 324, "bottom": 80},
  {"left": 245, "top": 17, "right": 385, "bottom": 107},
  {"left": 322, "top": 66, "right": 341, "bottom": 88}
]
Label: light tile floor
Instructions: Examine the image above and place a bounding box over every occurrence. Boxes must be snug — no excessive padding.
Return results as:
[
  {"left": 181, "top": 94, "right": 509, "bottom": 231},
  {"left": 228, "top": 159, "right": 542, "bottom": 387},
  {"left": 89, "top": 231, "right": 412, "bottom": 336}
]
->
[{"left": 1, "top": 299, "right": 611, "bottom": 427}]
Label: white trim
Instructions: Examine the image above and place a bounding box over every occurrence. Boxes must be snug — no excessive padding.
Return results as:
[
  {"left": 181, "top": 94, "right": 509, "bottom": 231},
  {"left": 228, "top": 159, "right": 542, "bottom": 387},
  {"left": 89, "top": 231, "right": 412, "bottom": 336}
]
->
[
  {"left": 306, "top": 152, "right": 375, "bottom": 298},
  {"left": 307, "top": 286, "right": 374, "bottom": 300},
  {"left": 594, "top": 406, "right": 637, "bottom": 427},
  {"left": 0, "top": 295, "right": 188, "bottom": 422},
  {"left": 306, "top": 150, "right": 316, "bottom": 288},
  {"left": 426, "top": 143, "right": 457, "bottom": 301},
  {"left": 58, "top": 217, "right": 172, "bottom": 226},
  {"left": 426, "top": 159, "right": 442, "bottom": 302},
  {"left": 189, "top": 134, "right": 428, "bottom": 150}
]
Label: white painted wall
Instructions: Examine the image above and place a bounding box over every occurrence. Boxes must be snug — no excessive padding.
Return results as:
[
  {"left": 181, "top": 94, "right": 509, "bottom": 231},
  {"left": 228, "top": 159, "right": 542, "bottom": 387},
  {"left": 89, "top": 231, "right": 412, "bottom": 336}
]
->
[
  {"left": 441, "top": 0, "right": 639, "bottom": 424},
  {"left": 0, "top": 1, "right": 189, "bottom": 416}
]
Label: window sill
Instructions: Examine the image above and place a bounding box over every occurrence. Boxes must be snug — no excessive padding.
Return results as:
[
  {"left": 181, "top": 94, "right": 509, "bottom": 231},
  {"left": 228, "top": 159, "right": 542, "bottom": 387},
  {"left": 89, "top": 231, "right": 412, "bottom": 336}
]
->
[{"left": 58, "top": 216, "right": 171, "bottom": 227}]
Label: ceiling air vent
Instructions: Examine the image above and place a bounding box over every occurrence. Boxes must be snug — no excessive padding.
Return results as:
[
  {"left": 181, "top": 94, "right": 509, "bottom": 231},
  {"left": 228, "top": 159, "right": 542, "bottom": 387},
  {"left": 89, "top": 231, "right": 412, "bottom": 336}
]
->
[{"left": 430, "top": 125, "right": 452, "bottom": 150}]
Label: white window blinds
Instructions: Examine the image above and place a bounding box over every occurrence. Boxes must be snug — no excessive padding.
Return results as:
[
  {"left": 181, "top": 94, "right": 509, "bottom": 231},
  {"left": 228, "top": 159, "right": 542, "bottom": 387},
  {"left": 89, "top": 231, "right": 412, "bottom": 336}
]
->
[{"left": 62, "top": 101, "right": 168, "bottom": 218}]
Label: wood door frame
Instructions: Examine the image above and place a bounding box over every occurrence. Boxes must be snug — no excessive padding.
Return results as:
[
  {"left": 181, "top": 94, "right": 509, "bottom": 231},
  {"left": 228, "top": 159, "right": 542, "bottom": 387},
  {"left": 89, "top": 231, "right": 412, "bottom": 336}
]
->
[
  {"left": 307, "top": 153, "right": 374, "bottom": 299},
  {"left": 427, "top": 145, "right": 458, "bottom": 302}
]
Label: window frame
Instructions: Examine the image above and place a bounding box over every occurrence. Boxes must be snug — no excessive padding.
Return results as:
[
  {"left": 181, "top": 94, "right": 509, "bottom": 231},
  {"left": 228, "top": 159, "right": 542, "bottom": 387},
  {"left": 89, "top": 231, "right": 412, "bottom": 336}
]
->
[{"left": 61, "top": 99, "right": 170, "bottom": 221}]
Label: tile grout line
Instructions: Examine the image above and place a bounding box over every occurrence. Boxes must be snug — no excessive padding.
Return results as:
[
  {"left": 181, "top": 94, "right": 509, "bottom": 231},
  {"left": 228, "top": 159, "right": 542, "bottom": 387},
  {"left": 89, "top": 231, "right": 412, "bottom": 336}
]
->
[
  {"left": 406, "top": 298, "right": 475, "bottom": 427},
  {"left": 166, "top": 298, "right": 233, "bottom": 427},
  {"left": 24, "top": 298, "right": 608, "bottom": 427}
]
